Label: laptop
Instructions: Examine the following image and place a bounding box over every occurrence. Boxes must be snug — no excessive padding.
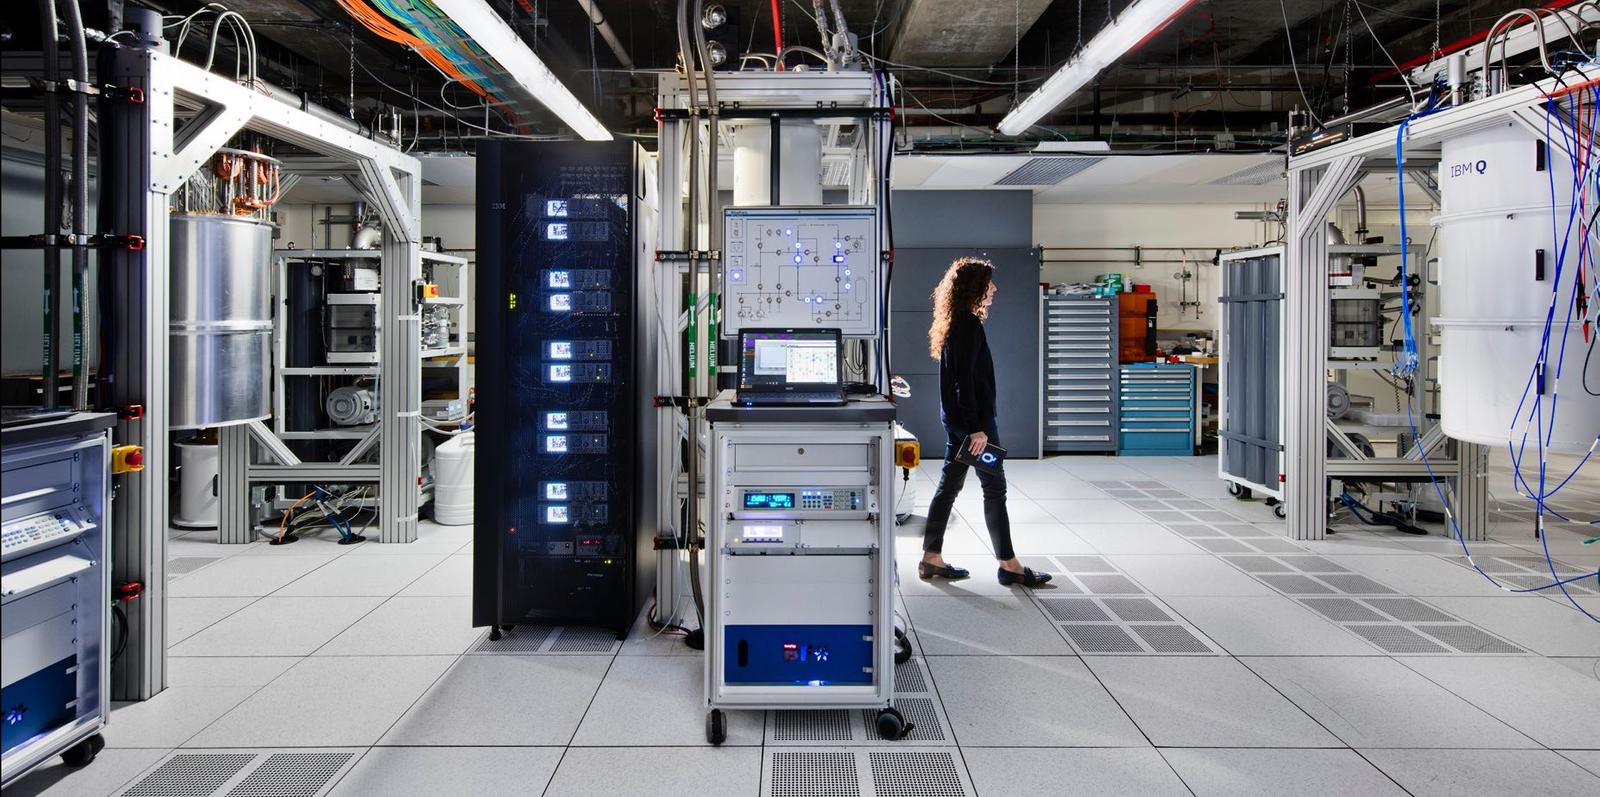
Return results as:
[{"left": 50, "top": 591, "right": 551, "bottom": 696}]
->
[{"left": 735, "top": 328, "right": 847, "bottom": 406}]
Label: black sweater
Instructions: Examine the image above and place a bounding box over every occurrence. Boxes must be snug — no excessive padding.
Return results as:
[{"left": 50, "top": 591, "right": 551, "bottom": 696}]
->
[{"left": 938, "top": 312, "right": 997, "bottom": 433}]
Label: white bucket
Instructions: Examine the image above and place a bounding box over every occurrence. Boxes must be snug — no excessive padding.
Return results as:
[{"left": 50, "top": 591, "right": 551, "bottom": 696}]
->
[
  {"left": 432, "top": 432, "right": 474, "bottom": 526},
  {"left": 173, "top": 439, "right": 219, "bottom": 528}
]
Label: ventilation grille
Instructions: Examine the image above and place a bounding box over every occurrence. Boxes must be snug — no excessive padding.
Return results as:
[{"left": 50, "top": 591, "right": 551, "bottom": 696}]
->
[
  {"left": 1101, "top": 597, "right": 1173, "bottom": 623},
  {"left": 1316, "top": 574, "right": 1396, "bottom": 595},
  {"left": 1363, "top": 598, "right": 1454, "bottom": 623},
  {"left": 549, "top": 627, "right": 620, "bottom": 653},
  {"left": 1041, "top": 598, "right": 1111, "bottom": 623},
  {"left": 226, "top": 753, "right": 353, "bottom": 797},
  {"left": 468, "top": 626, "right": 552, "bottom": 654},
  {"left": 1301, "top": 597, "right": 1387, "bottom": 623},
  {"left": 868, "top": 751, "right": 967, "bottom": 797},
  {"left": 774, "top": 710, "right": 853, "bottom": 742},
  {"left": 1345, "top": 624, "right": 1449, "bottom": 653},
  {"left": 1056, "top": 555, "right": 1115, "bottom": 574},
  {"left": 1132, "top": 624, "right": 1211, "bottom": 653},
  {"left": 994, "top": 156, "right": 1105, "bottom": 186},
  {"left": 1193, "top": 537, "right": 1254, "bottom": 554},
  {"left": 895, "top": 660, "right": 928, "bottom": 694},
  {"left": 868, "top": 698, "right": 944, "bottom": 742},
  {"left": 1211, "top": 159, "right": 1285, "bottom": 186},
  {"left": 1076, "top": 574, "right": 1142, "bottom": 594},
  {"left": 771, "top": 751, "right": 859, "bottom": 797},
  {"left": 1062, "top": 623, "right": 1143, "bottom": 653},
  {"left": 1415, "top": 625, "right": 1526, "bottom": 654},
  {"left": 1225, "top": 556, "right": 1294, "bottom": 574},
  {"left": 123, "top": 754, "right": 257, "bottom": 797}
]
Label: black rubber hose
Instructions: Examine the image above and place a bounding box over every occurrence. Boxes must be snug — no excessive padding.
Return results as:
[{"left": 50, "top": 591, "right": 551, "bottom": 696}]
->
[
  {"left": 61, "top": 0, "right": 90, "bottom": 410},
  {"left": 39, "top": 0, "right": 62, "bottom": 406}
]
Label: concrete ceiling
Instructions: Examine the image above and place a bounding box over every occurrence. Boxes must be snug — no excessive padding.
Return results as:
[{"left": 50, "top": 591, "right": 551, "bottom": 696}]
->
[
  {"left": 886, "top": 0, "right": 1054, "bottom": 66},
  {"left": 892, "top": 149, "right": 1287, "bottom": 205}
]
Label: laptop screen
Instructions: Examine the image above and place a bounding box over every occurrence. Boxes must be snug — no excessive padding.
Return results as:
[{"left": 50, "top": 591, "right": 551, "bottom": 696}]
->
[{"left": 738, "top": 330, "right": 841, "bottom": 391}]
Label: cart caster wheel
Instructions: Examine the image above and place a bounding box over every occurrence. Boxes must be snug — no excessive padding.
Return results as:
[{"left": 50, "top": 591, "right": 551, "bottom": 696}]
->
[
  {"left": 488, "top": 626, "right": 503, "bottom": 641},
  {"left": 1227, "top": 483, "right": 1251, "bottom": 499},
  {"left": 876, "top": 707, "right": 909, "bottom": 740},
  {"left": 894, "top": 630, "right": 913, "bottom": 664},
  {"left": 706, "top": 709, "right": 727, "bottom": 745},
  {"left": 60, "top": 734, "right": 104, "bottom": 767},
  {"left": 1274, "top": 504, "right": 1287, "bottom": 519}
]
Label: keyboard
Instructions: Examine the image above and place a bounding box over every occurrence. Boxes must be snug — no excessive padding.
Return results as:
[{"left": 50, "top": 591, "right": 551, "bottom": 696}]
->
[{"left": 738, "top": 392, "right": 846, "bottom": 406}]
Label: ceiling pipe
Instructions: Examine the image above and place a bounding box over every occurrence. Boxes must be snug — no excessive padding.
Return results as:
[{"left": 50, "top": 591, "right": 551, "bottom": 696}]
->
[{"left": 574, "top": 0, "right": 634, "bottom": 69}]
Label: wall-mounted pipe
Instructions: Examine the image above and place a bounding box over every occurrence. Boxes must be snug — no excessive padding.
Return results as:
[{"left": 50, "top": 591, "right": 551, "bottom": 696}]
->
[
  {"left": 38, "top": 0, "right": 62, "bottom": 406},
  {"left": 575, "top": 0, "right": 634, "bottom": 69}
]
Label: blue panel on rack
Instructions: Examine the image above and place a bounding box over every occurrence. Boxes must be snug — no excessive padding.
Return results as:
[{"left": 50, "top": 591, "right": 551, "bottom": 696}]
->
[
  {"left": 723, "top": 624, "right": 874, "bottom": 685},
  {"left": 0, "top": 655, "right": 76, "bottom": 755}
]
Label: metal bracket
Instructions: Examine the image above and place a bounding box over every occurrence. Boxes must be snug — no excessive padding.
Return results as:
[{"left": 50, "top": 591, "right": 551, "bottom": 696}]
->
[{"left": 245, "top": 420, "right": 302, "bottom": 466}]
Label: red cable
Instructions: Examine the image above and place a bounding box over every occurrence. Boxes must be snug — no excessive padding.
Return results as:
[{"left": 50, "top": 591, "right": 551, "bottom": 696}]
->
[{"left": 770, "top": 0, "right": 783, "bottom": 68}]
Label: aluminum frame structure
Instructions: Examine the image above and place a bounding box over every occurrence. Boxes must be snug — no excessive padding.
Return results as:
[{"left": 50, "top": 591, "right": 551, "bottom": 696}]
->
[
  {"left": 98, "top": 43, "right": 421, "bottom": 700},
  {"left": 650, "top": 70, "right": 892, "bottom": 623},
  {"left": 1280, "top": 78, "right": 1584, "bottom": 541}
]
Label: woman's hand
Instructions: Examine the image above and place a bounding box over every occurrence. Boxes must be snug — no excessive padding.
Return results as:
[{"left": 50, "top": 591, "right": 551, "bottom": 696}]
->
[{"left": 967, "top": 431, "right": 989, "bottom": 456}]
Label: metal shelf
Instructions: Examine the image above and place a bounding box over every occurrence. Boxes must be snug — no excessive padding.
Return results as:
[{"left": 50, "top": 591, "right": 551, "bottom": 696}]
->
[{"left": 281, "top": 366, "right": 381, "bottom": 376}]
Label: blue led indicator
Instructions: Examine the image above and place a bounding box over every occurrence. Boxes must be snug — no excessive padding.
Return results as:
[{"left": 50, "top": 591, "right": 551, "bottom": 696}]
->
[
  {"left": 793, "top": 255, "right": 803, "bottom": 264},
  {"left": 832, "top": 254, "right": 846, "bottom": 264}
]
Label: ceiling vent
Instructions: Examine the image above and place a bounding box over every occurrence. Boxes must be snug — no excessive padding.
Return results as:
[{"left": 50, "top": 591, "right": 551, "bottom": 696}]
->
[
  {"left": 1211, "top": 159, "right": 1285, "bottom": 186},
  {"left": 995, "top": 156, "right": 1105, "bottom": 186}
]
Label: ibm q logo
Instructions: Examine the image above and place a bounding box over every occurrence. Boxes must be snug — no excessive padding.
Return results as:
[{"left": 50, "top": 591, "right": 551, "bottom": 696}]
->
[
  {"left": 979, "top": 451, "right": 998, "bottom": 465},
  {"left": 1448, "top": 159, "right": 1488, "bottom": 178}
]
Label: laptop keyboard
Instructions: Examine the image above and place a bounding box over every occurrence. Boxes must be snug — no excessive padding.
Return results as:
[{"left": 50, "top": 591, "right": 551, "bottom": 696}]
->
[{"left": 742, "top": 392, "right": 844, "bottom": 404}]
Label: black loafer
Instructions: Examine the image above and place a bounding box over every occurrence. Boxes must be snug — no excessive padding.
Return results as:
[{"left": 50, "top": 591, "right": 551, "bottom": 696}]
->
[
  {"left": 918, "top": 562, "right": 971, "bottom": 580},
  {"left": 998, "top": 567, "right": 1053, "bottom": 588}
]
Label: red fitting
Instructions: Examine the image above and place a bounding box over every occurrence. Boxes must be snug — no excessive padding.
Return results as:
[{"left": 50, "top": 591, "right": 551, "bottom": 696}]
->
[
  {"left": 116, "top": 582, "right": 143, "bottom": 602},
  {"left": 125, "top": 234, "right": 145, "bottom": 251},
  {"left": 118, "top": 404, "right": 144, "bottom": 421}
]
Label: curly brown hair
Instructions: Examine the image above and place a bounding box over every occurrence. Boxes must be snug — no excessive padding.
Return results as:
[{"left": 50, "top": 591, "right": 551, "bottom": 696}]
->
[{"left": 928, "top": 257, "right": 995, "bottom": 359}]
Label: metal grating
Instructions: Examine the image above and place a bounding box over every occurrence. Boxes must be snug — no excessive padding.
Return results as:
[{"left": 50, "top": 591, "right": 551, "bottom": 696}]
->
[
  {"left": 1216, "top": 524, "right": 1271, "bottom": 538},
  {"left": 1243, "top": 538, "right": 1308, "bottom": 554},
  {"left": 1100, "top": 597, "right": 1173, "bottom": 622},
  {"left": 1090, "top": 481, "right": 1130, "bottom": 488},
  {"left": 771, "top": 751, "right": 859, "bottom": 797},
  {"left": 168, "top": 556, "right": 222, "bottom": 575},
  {"left": 549, "top": 627, "right": 620, "bottom": 653},
  {"left": 1345, "top": 624, "right": 1450, "bottom": 653},
  {"left": 1040, "top": 598, "right": 1112, "bottom": 622},
  {"left": 1190, "top": 511, "right": 1240, "bottom": 523},
  {"left": 1130, "top": 481, "right": 1164, "bottom": 489},
  {"left": 1364, "top": 598, "right": 1455, "bottom": 623},
  {"left": 468, "top": 626, "right": 552, "bottom": 654},
  {"left": 995, "top": 156, "right": 1106, "bottom": 186},
  {"left": 1498, "top": 574, "right": 1598, "bottom": 594},
  {"left": 1316, "top": 574, "right": 1396, "bottom": 595},
  {"left": 226, "top": 752, "right": 353, "bottom": 797},
  {"left": 1131, "top": 624, "right": 1211, "bottom": 653},
  {"left": 869, "top": 751, "right": 967, "bottom": 797},
  {"left": 864, "top": 698, "right": 944, "bottom": 742},
  {"left": 774, "top": 711, "right": 853, "bottom": 742},
  {"left": 1300, "top": 598, "right": 1387, "bottom": 623},
  {"left": 1062, "top": 623, "right": 1144, "bottom": 653},
  {"left": 1258, "top": 574, "right": 1336, "bottom": 594},
  {"left": 1142, "top": 511, "right": 1191, "bottom": 524},
  {"left": 1225, "top": 556, "right": 1294, "bottom": 574},
  {"left": 1168, "top": 500, "right": 1210, "bottom": 511},
  {"left": 895, "top": 660, "right": 928, "bottom": 694},
  {"left": 1211, "top": 159, "right": 1285, "bottom": 186},
  {"left": 1167, "top": 524, "right": 1218, "bottom": 538},
  {"left": 1192, "top": 537, "right": 1255, "bottom": 554},
  {"left": 122, "top": 753, "right": 258, "bottom": 797},
  {"left": 1414, "top": 625, "right": 1526, "bottom": 654},
  {"left": 1055, "top": 555, "right": 1115, "bottom": 573},
  {"left": 1279, "top": 556, "right": 1349, "bottom": 573},
  {"left": 1076, "top": 574, "right": 1143, "bottom": 594},
  {"left": 1020, "top": 556, "right": 1057, "bottom": 573},
  {"left": 1125, "top": 499, "right": 1167, "bottom": 511},
  {"left": 1495, "top": 555, "right": 1584, "bottom": 574}
]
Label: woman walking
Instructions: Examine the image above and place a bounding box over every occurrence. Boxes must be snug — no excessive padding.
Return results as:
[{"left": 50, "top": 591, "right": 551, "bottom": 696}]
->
[{"left": 918, "top": 257, "right": 1052, "bottom": 587}]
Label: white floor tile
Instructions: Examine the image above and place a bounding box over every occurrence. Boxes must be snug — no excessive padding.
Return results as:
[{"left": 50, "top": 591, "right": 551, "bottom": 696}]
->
[
  {"left": 1111, "top": 555, "right": 1280, "bottom": 597},
  {"left": 345, "top": 523, "right": 471, "bottom": 555},
  {"left": 381, "top": 655, "right": 610, "bottom": 745},
  {"left": 1085, "top": 657, "right": 1339, "bottom": 747},
  {"left": 274, "top": 554, "right": 448, "bottom": 597},
  {"left": 316, "top": 596, "right": 484, "bottom": 656},
  {"left": 1012, "top": 477, "right": 1109, "bottom": 500},
  {"left": 1360, "top": 749, "right": 1600, "bottom": 797},
  {"left": 1424, "top": 596, "right": 1600, "bottom": 656},
  {"left": 165, "top": 656, "right": 297, "bottom": 687},
  {"left": 169, "top": 596, "right": 382, "bottom": 657},
  {"left": 166, "top": 554, "right": 337, "bottom": 597},
  {"left": 233, "top": 529, "right": 360, "bottom": 556},
  {"left": 105, "top": 687, "right": 256, "bottom": 748},
  {"left": 396, "top": 555, "right": 472, "bottom": 597},
  {"left": 1068, "top": 523, "right": 1204, "bottom": 555},
  {"left": 999, "top": 499, "right": 1066, "bottom": 524},
  {"left": 1044, "top": 499, "right": 1150, "bottom": 524},
  {"left": 2, "top": 747, "right": 171, "bottom": 797},
  {"left": 963, "top": 747, "right": 1188, "bottom": 795},
  {"left": 1005, "top": 523, "right": 1099, "bottom": 555},
  {"left": 185, "top": 655, "right": 453, "bottom": 747},
  {"left": 1161, "top": 748, "right": 1406, "bottom": 797},
  {"left": 1325, "top": 554, "right": 1540, "bottom": 598},
  {"left": 926, "top": 655, "right": 1146, "bottom": 746},
  {"left": 168, "top": 597, "right": 256, "bottom": 644},
  {"left": 1242, "top": 656, "right": 1540, "bottom": 749},
  {"left": 572, "top": 656, "right": 763, "bottom": 747},
  {"left": 1395, "top": 656, "right": 1600, "bottom": 749},
  {"left": 895, "top": 558, "right": 1018, "bottom": 597},
  {"left": 902, "top": 595, "right": 1073, "bottom": 655},
  {"left": 1162, "top": 596, "right": 1382, "bottom": 655},
  {"left": 329, "top": 746, "right": 564, "bottom": 796},
  {"left": 546, "top": 747, "right": 762, "bottom": 797},
  {"left": 1561, "top": 750, "right": 1600, "bottom": 778}
]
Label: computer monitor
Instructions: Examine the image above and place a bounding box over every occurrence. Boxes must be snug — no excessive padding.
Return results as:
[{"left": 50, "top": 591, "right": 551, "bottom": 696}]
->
[{"left": 737, "top": 329, "right": 843, "bottom": 394}]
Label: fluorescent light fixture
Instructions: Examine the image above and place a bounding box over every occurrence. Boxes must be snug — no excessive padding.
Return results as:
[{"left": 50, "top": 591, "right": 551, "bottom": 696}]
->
[
  {"left": 998, "top": 0, "right": 1196, "bottom": 137},
  {"left": 432, "top": 0, "right": 612, "bottom": 141}
]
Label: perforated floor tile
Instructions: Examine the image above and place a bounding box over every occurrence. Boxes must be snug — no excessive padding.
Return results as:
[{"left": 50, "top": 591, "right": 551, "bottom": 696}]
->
[
  {"left": 121, "top": 753, "right": 257, "bottom": 797},
  {"left": 1241, "top": 538, "right": 1308, "bottom": 553},
  {"left": 226, "top": 752, "right": 354, "bottom": 797},
  {"left": 1167, "top": 524, "right": 1219, "bottom": 538},
  {"left": 868, "top": 750, "right": 967, "bottom": 797},
  {"left": 1279, "top": 556, "right": 1349, "bottom": 573},
  {"left": 1413, "top": 624, "right": 1527, "bottom": 654},
  {"left": 1364, "top": 598, "right": 1456, "bottom": 623},
  {"left": 862, "top": 698, "right": 944, "bottom": 742},
  {"left": 1100, "top": 597, "right": 1173, "bottom": 622},
  {"left": 1076, "top": 574, "right": 1143, "bottom": 594},
  {"left": 774, "top": 711, "right": 854, "bottom": 742},
  {"left": 1040, "top": 597, "right": 1112, "bottom": 622},
  {"left": 467, "top": 626, "right": 552, "bottom": 654},
  {"left": 549, "top": 627, "right": 622, "bottom": 653},
  {"left": 1055, "top": 555, "right": 1116, "bottom": 573},
  {"left": 1062, "top": 623, "right": 1144, "bottom": 653},
  {"left": 1131, "top": 624, "right": 1212, "bottom": 653},
  {"left": 1316, "top": 574, "right": 1397, "bottom": 594},
  {"left": 1345, "top": 625, "right": 1451, "bottom": 654},
  {"left": 1257, "top": 574, "right": 1337, "bottom": 594},
  {"left": 895, "top": 659, "right": 928, "bottom": 694},
  {"left": 769, "top": 751, "right": 859, "bottom": 797},
  {"left": 1225, "top": 556, "right": 1295, "bottom": 574},
  {"left": 763, "top": 748, "right": 974, "bottom": 797},
  {"left": 1300, "top": 598, "right": 1388, "bottom": 623},
  {"left": 1192, "top": 538, "right": 1256, "bottom": 554},
  {"left": 169, "top": 556, "right": 223, "bottom": 575}
]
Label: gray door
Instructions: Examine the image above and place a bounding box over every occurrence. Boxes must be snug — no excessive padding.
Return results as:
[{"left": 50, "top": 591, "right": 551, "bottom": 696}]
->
[
  {"left": 889, "top": 247, "right": 1041, "bottom": 458},
  {"left": 1219, "top": 252, "right": 1283, "bottom": 488}
]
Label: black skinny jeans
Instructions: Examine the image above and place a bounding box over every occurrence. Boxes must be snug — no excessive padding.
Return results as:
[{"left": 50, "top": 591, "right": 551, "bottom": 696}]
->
[{"left": 921, "top": 424, "right": 1015, "bottom": 561}]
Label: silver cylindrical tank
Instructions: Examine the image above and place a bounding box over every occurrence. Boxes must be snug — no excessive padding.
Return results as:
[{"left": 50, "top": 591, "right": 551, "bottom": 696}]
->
[
  {"left": 731, "top": 121, "right": 824, "bottom": 205},
  {"left": 170, "top": 214, "right": 273, "bottom": 429},
  {"left": 1433, "top": 123, "right": 1599, "bottom": 452}
]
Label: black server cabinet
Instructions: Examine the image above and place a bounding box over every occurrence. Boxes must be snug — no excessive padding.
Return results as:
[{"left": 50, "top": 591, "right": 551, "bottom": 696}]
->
[{"left": 474, "top": 141, "right": 649, "bottom": 636}]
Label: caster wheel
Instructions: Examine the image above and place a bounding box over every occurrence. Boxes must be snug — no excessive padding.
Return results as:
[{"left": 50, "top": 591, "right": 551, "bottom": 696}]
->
[
  {"left": 1274, "top": 504, "right": 1287, "bottom": 519},
  {"left": 875, "top": 707, "right": 907, "bottom": 740},
  {"left": 894, "top": 630, "right": 913, "bottom": 665},
  {"left": 488, "top": 626, "right": 503, "bottom": 641},
  {"left": 1227, "top": 483, "right": 1251, "bottom": 499},
  {"left": 60, "top": 734, "right": 104, "bottom": 767},
  {"left": 706, "top": 709, "right": 727, "bottom": 745}
]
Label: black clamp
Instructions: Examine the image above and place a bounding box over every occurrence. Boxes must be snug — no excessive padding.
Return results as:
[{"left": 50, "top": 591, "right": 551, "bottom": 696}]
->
[
  {"left": 653, "top": 395, "right": 711, "bottom": 409},
  {"left": 655, "top": 249, "right": 720, "bottom": 262},
  {"left": 101, "top": 84, "right": 145, "bottom": 104}
]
